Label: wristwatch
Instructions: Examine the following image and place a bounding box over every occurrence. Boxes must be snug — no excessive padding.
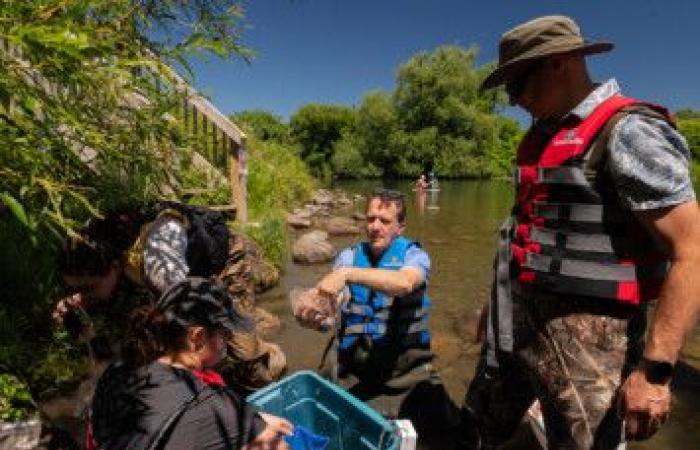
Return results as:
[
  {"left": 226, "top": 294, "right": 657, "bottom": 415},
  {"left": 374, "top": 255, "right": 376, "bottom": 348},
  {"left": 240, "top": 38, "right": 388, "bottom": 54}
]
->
[{"left": 638, "top": 357, "right": 675, "bottom": 385}]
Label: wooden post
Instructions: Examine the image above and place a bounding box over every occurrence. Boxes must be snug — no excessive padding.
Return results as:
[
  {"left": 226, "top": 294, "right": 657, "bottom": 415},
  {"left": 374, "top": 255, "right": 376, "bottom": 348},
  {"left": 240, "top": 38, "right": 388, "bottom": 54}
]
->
[
  {"left": 238, "top": 141, "right": 248, "bottom": 223},
  {"left": 212, "top": 126, "right": 219, "bottom": 169},
  {"left": 191, "top": 105, "right": 198, "bottom": 164},
  {"left": 183, "top": 97, "right": 189, "bottom": 130},
  {"left": 227, "top": 137, "right": 246, "bottom": 222}
]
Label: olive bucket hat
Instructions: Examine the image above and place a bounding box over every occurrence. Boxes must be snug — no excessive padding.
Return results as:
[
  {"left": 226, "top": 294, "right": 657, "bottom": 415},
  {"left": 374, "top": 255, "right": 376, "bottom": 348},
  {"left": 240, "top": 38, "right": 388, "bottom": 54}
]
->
[{"left": 480, "top": 15, "right": 613, "bottom": 91}]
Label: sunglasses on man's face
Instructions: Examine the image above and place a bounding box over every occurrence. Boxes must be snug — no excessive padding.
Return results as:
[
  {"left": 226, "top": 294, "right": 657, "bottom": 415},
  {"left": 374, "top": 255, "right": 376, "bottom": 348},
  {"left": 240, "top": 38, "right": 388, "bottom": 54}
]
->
[{"left": 505, "top": 60, "right": 545, "bottom": 102}]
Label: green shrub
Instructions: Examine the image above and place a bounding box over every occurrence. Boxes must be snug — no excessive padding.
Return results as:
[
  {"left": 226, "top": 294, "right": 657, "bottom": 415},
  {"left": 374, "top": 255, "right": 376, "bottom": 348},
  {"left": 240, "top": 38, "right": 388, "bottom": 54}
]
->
[
  {"left": 0, "top": 0, "right": 251, "bottom": 402},
  {"left": 247, "top": 137, "right": 315, "bottom": 217},
  {"left": 241, "top": 214, "right": 288, "bottom": 268},
  {"left": 0, "top": 374, "right": 35, "bottom": 422},
  {"left": 232, "top": 110, "right": 291, "bottom": 144},
  {"left": 177, "top": 163, "right": 231, "bottom": 206},
  {"left": 330, "top": 131, "right": 382, "bottom": 178}
]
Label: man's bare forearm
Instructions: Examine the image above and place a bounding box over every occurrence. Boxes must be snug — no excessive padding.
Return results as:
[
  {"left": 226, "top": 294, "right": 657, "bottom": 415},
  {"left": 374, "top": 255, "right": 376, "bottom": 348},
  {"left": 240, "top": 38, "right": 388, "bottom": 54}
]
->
[
  {"left": 644, "top": 257, "right": 700, "bottom": 363},
  {"left": 638, "top": 201, "right": 700, "bottom": 363},
  {"left": 342, "top": 267, "right": 422, "bottom": 297}
]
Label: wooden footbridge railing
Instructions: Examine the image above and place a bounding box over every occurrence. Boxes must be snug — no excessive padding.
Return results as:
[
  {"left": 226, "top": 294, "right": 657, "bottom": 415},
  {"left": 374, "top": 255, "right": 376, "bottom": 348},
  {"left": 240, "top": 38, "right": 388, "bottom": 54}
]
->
[
  {"left": 162, "top": 64, "right": 249, "bottom": 222},
  {"left": 0, "top": 38, "right": 248, "bottom": 222}
]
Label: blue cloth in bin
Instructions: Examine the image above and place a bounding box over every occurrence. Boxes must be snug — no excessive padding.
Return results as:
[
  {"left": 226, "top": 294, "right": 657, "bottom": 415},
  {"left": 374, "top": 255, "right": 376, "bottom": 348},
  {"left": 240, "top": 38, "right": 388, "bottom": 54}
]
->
[{"left": 284, "top": 426, "right": 330, "bottom": 450}]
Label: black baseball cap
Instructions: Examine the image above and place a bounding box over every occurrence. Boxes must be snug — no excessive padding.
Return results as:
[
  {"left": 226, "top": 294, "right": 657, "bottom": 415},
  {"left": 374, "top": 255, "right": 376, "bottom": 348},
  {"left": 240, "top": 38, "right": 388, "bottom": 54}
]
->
[{"left": 156, "top": 278, "right": 253, "bottom": 333}]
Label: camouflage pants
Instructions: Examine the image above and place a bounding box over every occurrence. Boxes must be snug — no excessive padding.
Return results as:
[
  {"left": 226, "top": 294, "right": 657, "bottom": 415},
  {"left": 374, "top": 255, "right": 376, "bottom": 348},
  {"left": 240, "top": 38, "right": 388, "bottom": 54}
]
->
[
  {"left": 460, "top": 292, "right": 646, "bottom": 450},
  {"left": 216, "top": 235, "right": 287, "bottom": 394}
]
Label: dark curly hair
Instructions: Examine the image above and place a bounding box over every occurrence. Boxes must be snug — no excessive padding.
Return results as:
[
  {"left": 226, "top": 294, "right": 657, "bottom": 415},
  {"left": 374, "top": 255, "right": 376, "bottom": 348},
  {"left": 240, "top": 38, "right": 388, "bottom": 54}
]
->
[
  {"left": 120, "top": 304, "right": 187, "bottom": 368},
  {"left": 59, "top": 210, "right": 142, "bottom": 277}
]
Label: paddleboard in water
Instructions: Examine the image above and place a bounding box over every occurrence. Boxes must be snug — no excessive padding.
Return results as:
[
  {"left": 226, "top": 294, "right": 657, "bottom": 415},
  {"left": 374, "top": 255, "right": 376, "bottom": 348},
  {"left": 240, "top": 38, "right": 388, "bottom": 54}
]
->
[{"left": 412, "top": 188, "right": 441, "bottom": 192}]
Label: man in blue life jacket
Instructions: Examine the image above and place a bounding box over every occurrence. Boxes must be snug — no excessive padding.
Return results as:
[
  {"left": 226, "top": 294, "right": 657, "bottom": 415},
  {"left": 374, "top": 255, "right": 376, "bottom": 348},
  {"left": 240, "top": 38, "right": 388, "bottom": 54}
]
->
[
  {"left": 458, "top": 15, "right": 700, "bottom": 450},
  {"left": 294, "top": 188, "right": 458, "bottom": 439}
]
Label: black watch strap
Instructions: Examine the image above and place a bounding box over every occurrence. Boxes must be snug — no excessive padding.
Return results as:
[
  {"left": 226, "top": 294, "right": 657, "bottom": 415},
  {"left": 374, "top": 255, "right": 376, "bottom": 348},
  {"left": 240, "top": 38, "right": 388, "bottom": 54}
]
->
[{"left": 638, "top": 357, "right": 675, "bottom": 385}]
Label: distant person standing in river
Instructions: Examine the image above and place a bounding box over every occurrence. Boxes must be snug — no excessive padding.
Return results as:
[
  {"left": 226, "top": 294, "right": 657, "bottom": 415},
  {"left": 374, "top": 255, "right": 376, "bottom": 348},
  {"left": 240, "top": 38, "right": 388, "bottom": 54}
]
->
[
  {"left": 458, "top": 15, "right": 700, "bottom": 450},
  {"left": 293, "top": 188, "right": 458, "bottom": 440},
  {"left": 416, "top": 174, "right": 429, "bottom": 191}
]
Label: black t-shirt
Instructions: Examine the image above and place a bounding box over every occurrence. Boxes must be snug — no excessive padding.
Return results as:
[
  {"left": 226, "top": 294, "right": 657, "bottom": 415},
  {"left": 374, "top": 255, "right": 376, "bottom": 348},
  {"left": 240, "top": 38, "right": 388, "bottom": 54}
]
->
[{"left": 92, "top": 361, "right": 265, "bottom": 450}]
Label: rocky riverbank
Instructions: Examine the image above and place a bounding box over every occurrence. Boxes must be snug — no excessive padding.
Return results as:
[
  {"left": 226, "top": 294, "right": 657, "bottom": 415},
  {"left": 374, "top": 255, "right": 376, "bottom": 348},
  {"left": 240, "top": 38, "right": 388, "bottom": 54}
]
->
[{"left": 286, "top": 189, "right": 364, "bottom": 264}]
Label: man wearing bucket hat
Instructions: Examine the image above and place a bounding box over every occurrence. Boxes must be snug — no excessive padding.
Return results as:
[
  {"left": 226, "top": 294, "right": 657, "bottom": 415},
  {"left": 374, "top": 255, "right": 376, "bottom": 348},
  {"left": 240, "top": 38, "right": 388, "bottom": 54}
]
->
[{"left": 459, "top": 15, "right": 700, "bottom": 450}]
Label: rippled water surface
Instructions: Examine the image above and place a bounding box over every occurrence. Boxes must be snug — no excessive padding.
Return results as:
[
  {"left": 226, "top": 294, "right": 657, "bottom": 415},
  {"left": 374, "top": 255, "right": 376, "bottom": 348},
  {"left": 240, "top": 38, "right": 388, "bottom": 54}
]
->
[{"left": 260, "top": 180, "right": 700, "bottom": 450}]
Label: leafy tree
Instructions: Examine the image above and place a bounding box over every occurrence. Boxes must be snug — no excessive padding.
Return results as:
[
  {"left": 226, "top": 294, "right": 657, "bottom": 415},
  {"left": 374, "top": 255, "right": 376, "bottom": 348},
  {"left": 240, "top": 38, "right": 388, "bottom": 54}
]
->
[
  {"left": 289, "top": 103, "right": 357, "bottom": 179},
  {"left": 355, "top": 91, "right": 400, "bottom": 175},
  {"left": 389, "top": 128, "right": 440, "bottom": 177},
  {"left": 393, "top": 46, "right": 504, "bottom": 132},
  {"left": 287, "top": 45, "right": 519, "bottom": 180},
  {"left": 490, "top": 117, "right": 523, "bottom": 177},
  {"left": 389, "top": 45, "right": 515, "bottom": 178},
  {"left": 331, "top": 130, "right": 382, "bottom": 178},
  {"left": 231, "top": 109, "right": 291, "bottom": 144}
]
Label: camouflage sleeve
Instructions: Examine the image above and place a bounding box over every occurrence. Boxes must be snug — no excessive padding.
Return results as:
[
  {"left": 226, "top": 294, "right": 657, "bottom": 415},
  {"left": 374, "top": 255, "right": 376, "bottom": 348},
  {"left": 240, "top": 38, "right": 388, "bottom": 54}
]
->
[
  {"left": 607, "top": 113, "right": 695, "bottom": 211},
  {"left": 143, "top": 217, "right": 190, "bottom": 294}
]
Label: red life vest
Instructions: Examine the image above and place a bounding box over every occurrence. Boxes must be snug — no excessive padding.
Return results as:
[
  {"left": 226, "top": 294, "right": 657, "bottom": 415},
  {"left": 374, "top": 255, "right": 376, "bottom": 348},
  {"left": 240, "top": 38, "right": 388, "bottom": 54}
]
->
[{"left": 511, "top": 94, "right": 671, "bottom": 305}]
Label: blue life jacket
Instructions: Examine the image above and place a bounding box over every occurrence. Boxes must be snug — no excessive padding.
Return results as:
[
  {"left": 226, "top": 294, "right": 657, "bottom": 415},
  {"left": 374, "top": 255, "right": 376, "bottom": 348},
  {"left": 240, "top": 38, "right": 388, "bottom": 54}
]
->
[{"left": 338, "top": 236, "right": 431, "bottom": 355}]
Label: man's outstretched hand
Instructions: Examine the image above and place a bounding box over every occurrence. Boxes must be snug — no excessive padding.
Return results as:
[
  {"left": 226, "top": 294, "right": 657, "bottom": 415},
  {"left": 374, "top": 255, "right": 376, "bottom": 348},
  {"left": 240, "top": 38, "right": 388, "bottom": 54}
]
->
[
  {"left": 290, "top": 288, "right": 338, "bottom": 332},
  {"left": 316, "top": 269, "right": 348, "bottom": 298}
]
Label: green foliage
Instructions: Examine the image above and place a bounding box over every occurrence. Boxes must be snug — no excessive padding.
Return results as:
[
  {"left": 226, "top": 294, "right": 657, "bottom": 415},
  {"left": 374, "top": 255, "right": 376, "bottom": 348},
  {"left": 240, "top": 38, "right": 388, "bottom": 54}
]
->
[
  {"left": 677, "top": 112, "right": 700, "bottom": 189},
  {"left": 242, "top": 214, "right": 287, "bottom": 268},
  {"left": 232, "top": 110, "right": 291, "bottom": 144},
  {"left": 293, "top": 45, "right": 519, "bottom": 180},
  {"left": 229, "top": 110, "right": 316, "bottom": 265},
  {"left": 290, "top": 104, "right": 358, "bottom": 179},
  {"left": 247, "top": 136, "right": 315, "bottom": 218},
  {"left": 676, "top": 108, "right": 700, "bottom": 120},
  {"left": 228, "top": 134, "right": 315, "bottom": 267},
  {"left": 177, "top": 163, "right": 231, "bottom": 205},
  {"left": 0, "top": 0, "right": 249, "bottom": 400},
  {"left": 0, "top": 374, "right": 35, "bottom": 422},
  {"left": 330, "top": 130, "right": 382, "bottom": 178},
  {"left": 1, "top": 0, "right": 249, "bottom": 241},
  {"left": 678, "top": 116, "right": 700, "bottom": 160},
  {"left": 393, "top": 46, "right": 503, "bottom": 131},
  {"left": 490, "top": 117, "right": 523, "bottom": 177}
]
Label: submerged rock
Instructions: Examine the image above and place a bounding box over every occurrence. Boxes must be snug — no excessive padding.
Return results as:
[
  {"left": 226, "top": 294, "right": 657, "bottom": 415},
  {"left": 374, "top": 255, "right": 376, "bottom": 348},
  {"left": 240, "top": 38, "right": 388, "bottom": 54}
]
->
[
  {"left": 326, "top": 216, "right": 360, "bottom": 236},
  {"left": 311, "top": 189, "right": 334, "bottom": 206},
  {"left": 286, "top": 213, "right": 312, "bottom": 229},
  {"left": 292, "top": 230, "right": 335, "bottom": 264}
]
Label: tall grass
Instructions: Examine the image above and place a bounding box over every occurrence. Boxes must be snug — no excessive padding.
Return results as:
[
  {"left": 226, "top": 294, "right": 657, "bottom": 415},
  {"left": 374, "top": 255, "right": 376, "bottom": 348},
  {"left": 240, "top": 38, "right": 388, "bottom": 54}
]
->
[
  {"left": 247, "top": 137, "right": 315, "bottom": 217},
  {"left": 243, "top": 136, "right": 315, "bottom": 267}
]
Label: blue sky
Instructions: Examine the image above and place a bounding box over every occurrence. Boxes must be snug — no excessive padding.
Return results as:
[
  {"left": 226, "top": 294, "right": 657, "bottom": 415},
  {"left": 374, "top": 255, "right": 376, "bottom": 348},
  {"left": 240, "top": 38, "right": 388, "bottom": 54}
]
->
[{"left": 189, "top": 1, "right": 700, "bottom": 122}]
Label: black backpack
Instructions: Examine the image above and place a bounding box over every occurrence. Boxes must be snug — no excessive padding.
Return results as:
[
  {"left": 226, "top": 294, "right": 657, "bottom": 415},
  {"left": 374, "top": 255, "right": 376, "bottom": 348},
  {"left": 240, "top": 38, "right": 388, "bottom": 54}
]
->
[{"left": 140, "top": 201, "right": 231, "bottom": 277}]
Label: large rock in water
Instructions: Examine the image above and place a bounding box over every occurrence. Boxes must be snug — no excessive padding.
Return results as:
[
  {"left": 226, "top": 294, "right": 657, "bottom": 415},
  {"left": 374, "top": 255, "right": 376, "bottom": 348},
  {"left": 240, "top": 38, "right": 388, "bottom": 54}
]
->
[
  {"left": 311, "top": 189, "right": 335, "bottom": 206},
  {"left": 286, "top": 212, "right": 312, "bottom": 229},
  {"left": 292, "top": 230, "right": 335, "bottom": 264},
  {"left": 326, "top": 216, "right": 361, "bottom": 236}
]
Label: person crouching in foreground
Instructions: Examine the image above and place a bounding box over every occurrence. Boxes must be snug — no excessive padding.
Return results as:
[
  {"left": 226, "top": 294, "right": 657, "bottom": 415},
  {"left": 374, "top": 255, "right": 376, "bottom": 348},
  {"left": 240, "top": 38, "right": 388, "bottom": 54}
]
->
[{"left": 89, "top": 278, "right": 291, "bottom": 450}]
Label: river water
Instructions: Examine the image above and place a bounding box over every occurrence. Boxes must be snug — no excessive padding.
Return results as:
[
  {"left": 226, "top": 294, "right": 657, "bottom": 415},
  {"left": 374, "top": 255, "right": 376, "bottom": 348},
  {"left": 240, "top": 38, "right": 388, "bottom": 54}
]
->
[{"left": 259, "top": 180, "right": 700, "bottom": 450}]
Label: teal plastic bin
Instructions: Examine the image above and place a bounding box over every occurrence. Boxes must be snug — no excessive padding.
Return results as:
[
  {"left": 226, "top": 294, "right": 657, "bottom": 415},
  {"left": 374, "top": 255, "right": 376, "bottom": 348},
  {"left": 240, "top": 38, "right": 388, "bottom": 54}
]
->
[{"left": 247, "top": 370, "right": 399, "bottom": 450}]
